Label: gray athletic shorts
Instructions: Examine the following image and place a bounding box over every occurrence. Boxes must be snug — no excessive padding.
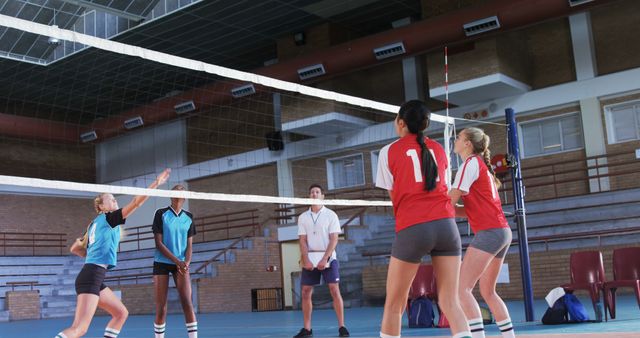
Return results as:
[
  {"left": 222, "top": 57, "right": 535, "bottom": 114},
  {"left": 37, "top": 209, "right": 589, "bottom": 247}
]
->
[
  {"left": 469, "top": 227, "right": 512, "bottom": 258},
  {"left": 391, "top": 218, "right": 461, "bottom": 263}
]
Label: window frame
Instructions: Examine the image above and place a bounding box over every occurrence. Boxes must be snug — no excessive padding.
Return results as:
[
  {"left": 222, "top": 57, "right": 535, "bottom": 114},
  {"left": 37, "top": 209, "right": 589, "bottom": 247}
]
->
[
  {"left": 326, "top": 153, "right": 366, "bottom": 190},
  {"left": 517, "top": 112, "right": 584, "bottom": 159}
]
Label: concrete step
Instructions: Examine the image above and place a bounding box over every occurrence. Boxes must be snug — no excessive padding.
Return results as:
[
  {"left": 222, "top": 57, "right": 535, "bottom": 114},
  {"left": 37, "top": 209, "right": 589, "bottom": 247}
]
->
[
  {"left": 524, "top": 188, "right": 640, "bottom": 213},
  {"left": 41, "top": 306, "right": 75, "bottom": 319},
  {"left": 0, "top": 265, "right": 66, "bottom": 275},
  {"left": 42, "top": 297, "right": 77, "bottom": 309},
  {"left": 525, "top": 201, "right": 640, "bottom": 228},
  {"left": 0, "top": 275, "right": 59, "bottom": 285},
  {"left": 53, "top": 287, "right": 78, "bottom": 296},
  {"left": 0, "top": 256, "right": 70, "bottom": 266}
]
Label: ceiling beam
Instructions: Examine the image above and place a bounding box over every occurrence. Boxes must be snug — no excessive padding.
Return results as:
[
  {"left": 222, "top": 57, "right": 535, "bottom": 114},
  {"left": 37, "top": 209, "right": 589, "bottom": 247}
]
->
[{"left": 58, "top": 0, "right": 145, "bottom": 22}]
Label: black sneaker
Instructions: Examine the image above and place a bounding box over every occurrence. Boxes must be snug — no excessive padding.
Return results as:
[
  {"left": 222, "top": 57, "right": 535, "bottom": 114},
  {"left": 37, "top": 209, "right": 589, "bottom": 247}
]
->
[
  {"left": 293, "top": 328, "right": 313, "bottom": 338},
  {"left": 338, "top": 326, "right": 350, "bottom": 337}
]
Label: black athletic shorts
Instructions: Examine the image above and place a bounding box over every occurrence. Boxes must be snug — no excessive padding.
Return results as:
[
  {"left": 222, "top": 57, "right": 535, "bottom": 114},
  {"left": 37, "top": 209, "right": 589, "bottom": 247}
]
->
[
  {"left": 75, "top": 263, "right": 108, "bottom": 296},
  {"left": 153, "top": 261, "right": 179, "bottom": 275}
]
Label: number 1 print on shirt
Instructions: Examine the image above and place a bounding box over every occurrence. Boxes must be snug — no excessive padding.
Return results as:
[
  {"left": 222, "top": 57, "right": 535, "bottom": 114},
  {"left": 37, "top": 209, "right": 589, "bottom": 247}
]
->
[{"left": 406, "top": 149, "right": 440, "bottom": 183}]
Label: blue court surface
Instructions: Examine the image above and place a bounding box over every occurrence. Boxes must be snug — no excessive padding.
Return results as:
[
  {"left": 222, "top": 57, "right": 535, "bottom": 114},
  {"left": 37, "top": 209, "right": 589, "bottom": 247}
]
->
[{"left": 2, "top": 295, "right": 638, "bottom": 338}]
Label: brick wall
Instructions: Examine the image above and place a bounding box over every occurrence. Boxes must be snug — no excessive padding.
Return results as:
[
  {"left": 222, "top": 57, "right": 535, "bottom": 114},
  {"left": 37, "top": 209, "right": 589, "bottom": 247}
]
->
[
  {"left": 0, "top": 194, "right": 95, "bottom": 252},
  {"left": 291, "top": 145, "right": 383, "bottom": 198},
  {"left": 6, "top": 290, "right": 40, "bottom": 320},
  {"left": 362, "top": 244, "right": 639, "bottom": 303},
  {"left": 0, "top": 135, "right": 95, "bottom": 182},
  {"left": 99, "top": 284, "right": 156, "bottom": 316},
  {"left": 187, "top": 165, "right": 278, "bottom": 240},
  {"left": 277, "top": 23, "right": 352, "bottom": 62},
  {"left": 362, "top": 264, "right": 388, "bottom": 305},
  {"left": 426, "top": 17, "right": 575, "bottom": 91},
  {"left": 420, "top": 0, "right": 491, "bottom": 19},
  {"left": 427, "top": 38, "right": 502, "bottom": 89},
  {"left": 197, "top": 235, "right": 282, "bottom": 312},
  {"left": 187, "top": 92, "right": 275, "bottom": 164},
  {"left": 592, "top": 0, "right": 640, "bottom": 76},
  {"left": 316, "top": 61, "right": 406, "bottom": 106},
  {"left": 523, "top": 18, "right": 575, "bottom": 89}
]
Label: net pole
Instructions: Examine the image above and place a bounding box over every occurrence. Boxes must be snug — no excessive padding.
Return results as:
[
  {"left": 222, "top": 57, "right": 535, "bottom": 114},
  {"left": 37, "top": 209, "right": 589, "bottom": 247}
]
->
[{"left": 506, "top": 107, "right": 535, "bottom": 322}]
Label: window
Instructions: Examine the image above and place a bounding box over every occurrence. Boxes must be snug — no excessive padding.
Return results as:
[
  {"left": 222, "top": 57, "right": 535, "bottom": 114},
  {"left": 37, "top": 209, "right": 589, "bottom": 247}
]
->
[
  {"left": 371, "top": 150, "right": 380, "bottom": 185},
  {"left": 433, "top": 137, "right": 461, "bottom": 170},
  {"left": 605, "top": 101, "right": 640, "bottom": 144},
  {"left": 518, "top": 113, "right": 584, "bottom": 158},
  {"left": 327, "top": 154, "right": 365, "bottom": 190}
]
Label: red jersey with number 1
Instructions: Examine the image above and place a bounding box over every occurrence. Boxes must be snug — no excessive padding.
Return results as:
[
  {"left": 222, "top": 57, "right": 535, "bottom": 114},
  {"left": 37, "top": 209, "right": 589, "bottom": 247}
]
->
[
  {"left": 376, "top": 135, "right": 454, "bottom": 232},
  {"left": 453, "top": 155, "right": 509, "bottom": 233}
]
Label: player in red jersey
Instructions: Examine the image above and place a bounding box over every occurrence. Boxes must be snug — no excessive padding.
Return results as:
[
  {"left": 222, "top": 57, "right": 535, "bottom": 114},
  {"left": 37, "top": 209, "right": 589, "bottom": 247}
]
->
[
  {"left": 376, "top": 100, "right": 471, "bottom": 338},
  {"left": 450, "top": 127, "right": 515, "bottom": 338}
]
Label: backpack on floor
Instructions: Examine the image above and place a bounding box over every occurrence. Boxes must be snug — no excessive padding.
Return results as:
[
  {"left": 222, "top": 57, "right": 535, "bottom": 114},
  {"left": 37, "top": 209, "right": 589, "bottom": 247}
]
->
[
  {"left": 408, "top": 297, "right": 435, "bottom": 328},
  {"left": 564, "top": 294, "right": 589, "bottom": 322},
  {"left": 481, "top": 305, "right": 494, "bottom": 325},
  {"left": 542, "top": 296, "right": 568, "bottom": 325}
]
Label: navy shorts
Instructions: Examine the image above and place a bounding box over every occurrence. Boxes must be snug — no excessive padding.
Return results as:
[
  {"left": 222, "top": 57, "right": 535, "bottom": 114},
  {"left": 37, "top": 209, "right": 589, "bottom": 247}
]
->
[
  {"left": 75, "top": 263, "right": 108, "bottom": 296},
  {"left": 301, "top": 259, "right": 340, "bottom": 286}
]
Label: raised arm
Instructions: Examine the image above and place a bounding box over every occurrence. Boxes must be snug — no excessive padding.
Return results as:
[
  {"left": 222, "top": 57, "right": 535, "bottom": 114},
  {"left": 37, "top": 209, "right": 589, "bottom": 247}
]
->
[{"left": 121, "top": 169, "right": 171, "bottom": 219}]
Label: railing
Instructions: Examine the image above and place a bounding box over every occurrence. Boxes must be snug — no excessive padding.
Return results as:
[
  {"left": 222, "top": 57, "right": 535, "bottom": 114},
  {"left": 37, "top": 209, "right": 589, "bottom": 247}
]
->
[
  {"left": 5, "top": 281, "right": 46, "bottom": 291},
  {"left": 0, "top": 232, "right": 67, "bottom": 256},
  {"left": 119, "top": 209, "right": 261, "bottom": 252},
  {"left": 272, "top": 186, "right": 389, "bottom": 224},
  {"left": 193, "top": 227, "right": 254, "bottom": 275},
  {"left": 497, "top": 149, "right": 640, "bottom": 204},
  {"left": 104, "top": 270, "right": 205, "bottom": 285}
]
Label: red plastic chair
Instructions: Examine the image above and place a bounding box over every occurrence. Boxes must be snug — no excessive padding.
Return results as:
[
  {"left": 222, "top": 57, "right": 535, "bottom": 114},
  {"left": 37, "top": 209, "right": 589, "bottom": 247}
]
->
[
  {"left": 407, "top": 264, "right": 439, "bottom": 322},
  {"left": 604, "top": 247, "right": 640, "bottom": 320},
  {"left": 561, "top": 251, "right": 606, "bottom": 321}
]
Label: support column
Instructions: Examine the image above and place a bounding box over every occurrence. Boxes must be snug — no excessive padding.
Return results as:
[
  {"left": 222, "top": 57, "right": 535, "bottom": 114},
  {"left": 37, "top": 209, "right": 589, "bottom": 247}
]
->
[
  {"left": 569, "top": 12, "right": 609, "bottom": 192},
  {"left": 394, "top": 18, "right": 425, "bottom": 101},
  {"left": 273, "top": 93, "right": 295, "bottom": 225}
]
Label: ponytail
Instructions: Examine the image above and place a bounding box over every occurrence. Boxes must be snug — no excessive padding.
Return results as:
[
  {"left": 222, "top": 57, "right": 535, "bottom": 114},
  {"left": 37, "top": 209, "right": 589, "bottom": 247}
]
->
[
  {"left": 398, "top": 100, "right": 437, "bottom": 191},
  {"left": 464, "top": 128, "right": 501, "bottom": 188}
]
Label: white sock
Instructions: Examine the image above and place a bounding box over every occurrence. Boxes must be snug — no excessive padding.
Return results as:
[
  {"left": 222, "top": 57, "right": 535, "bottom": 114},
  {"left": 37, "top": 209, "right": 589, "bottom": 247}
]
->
[
  {"left": 104, "top": 327, "right": 120, "bottom": 338},
  {"left": 154, "top": 322, "right": 166, "bottom": 338},
  {"left": 468, "top": 317, "right": 485, "bottom": 338},
  {"left": 55, "top": 333, "right": 68, "bottom": 338},
  {"left": 453, "top": 332, "right": 473, "bottom": 338},
  {"left": 497, "top": 318, "right": 515, "bottom": 338},
  {"left": 186, "top": 321, "right": 198, "bottom": 338},
  {"left": 379, "top": 332, "right": 400, "bottom": 338}
]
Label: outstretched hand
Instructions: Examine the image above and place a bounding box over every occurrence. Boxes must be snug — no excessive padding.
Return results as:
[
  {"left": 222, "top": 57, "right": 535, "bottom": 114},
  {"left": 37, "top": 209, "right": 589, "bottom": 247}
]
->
[{"left": 156, "top": 168, "right": 171, "bottom": 186}]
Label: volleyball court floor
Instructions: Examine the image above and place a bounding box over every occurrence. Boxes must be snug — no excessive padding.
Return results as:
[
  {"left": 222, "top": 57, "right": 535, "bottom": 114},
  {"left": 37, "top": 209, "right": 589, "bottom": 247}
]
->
[{"left": 2, "top": 295, "right": 637, "bottom": 337}]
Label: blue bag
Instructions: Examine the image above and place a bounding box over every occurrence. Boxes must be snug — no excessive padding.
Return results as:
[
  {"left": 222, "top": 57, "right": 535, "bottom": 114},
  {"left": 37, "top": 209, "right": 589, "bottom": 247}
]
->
[
  {"left": 408, "top": 297, "right": 435, "bottom": 328},
  {"left": 564, "top": 294, "right": 589, "bottom": 322}
]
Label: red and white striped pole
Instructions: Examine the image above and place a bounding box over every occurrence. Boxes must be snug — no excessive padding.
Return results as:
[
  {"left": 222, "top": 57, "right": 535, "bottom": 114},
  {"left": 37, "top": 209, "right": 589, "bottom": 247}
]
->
[{"left": 443, "top": 46, "right": 454, "bottom": 188}]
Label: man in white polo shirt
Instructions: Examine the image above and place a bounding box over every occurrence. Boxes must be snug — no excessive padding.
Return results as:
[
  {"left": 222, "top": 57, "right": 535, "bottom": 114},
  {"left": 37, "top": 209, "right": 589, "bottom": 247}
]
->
[{"left": 293, "top": 184, "right": 349, "bottom": 338}]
